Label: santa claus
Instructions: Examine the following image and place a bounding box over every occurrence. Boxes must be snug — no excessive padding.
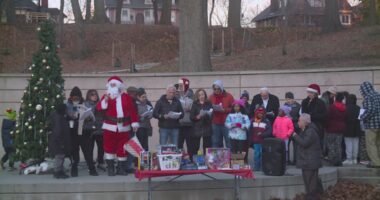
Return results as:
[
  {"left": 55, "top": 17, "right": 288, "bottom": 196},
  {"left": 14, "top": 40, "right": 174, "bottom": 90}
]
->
[{"left": 96, "top": 76, "right": 139, "bottom": 176}]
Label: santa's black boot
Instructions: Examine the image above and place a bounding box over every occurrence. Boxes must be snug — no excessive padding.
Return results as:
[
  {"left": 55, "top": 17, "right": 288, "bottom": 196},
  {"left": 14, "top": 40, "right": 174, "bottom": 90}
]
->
[
  {"left": 116, "top": 161, "right": 128, "bottom": 176},
  {"left": 106, "top": 160, "right": 115, "bottom": 176},
  {"left": 59, "top": 171, "right": 69, "bottom": 179}
]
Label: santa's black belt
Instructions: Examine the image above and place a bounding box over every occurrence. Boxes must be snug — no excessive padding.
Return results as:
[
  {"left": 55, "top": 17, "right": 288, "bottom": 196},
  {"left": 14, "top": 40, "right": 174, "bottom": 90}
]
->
[{"left": 105, "top": 116, "right": 131, "bottom": 123}]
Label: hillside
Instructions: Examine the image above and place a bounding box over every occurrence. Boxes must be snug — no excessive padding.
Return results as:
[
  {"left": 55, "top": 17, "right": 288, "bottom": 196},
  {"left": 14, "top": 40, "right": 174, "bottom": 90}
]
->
[{"left": 0, "top": 24, "right": 379, "bottom": 73}]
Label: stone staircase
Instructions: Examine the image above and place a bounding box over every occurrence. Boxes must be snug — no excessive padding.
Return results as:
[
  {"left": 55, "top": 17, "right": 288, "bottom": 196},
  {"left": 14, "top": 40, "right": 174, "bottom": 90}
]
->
[{"left": 338, "top": 166, "right": 380, "bottom": 185}]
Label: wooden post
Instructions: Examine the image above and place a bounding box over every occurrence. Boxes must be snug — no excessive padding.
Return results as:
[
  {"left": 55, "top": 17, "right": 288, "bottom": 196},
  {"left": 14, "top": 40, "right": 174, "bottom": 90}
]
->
[
  {"left": 130, "top": 43, "right": 136, "bottom": 73},
  {"left": 23, "top": 47, "right": 26, "bottom": 67},
  {"left": 112, "top": 40, "right": 115, "bottom": 67},
  {"left": 242, "top": 28, "right": 246, "bottom": 49},
  {"left": 230, "top": 28, "right": 234, "bottom": 55},
  {"left": 222, "top": 29, "right": 225, "bottom": 54},
  {"left": 211, "top": 29, "right": 214, "bottom": 53}
]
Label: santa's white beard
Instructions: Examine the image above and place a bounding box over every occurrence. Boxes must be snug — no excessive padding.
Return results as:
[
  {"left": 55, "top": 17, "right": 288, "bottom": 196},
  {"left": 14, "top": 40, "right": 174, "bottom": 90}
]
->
[{"left": 107, "top": 87, "right": 121, "bottom": 99}]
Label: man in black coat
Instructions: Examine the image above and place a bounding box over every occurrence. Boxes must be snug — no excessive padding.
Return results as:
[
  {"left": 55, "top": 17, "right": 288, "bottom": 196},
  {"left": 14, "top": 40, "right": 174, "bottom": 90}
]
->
[
  {"left": 301, "top": 84, "right": 327, "bottom": 142},
  {"left": 49, "top": 104, "right": 71, "bottom": 179},
  {"left": 249, "top": 87, "right": 280, "bottom": 125},
  {"left": 292, "top": 113, "right": 323, "bottom": 200}
]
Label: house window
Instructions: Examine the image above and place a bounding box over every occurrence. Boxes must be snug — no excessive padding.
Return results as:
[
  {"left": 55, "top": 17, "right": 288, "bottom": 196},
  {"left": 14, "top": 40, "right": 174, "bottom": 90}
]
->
[
  {"left": 123, "top": 0, "right": 130, "bottom": 4},
  {"left": 171, "top": 11, "right": 175, "bottom": 23},
  {"left": 145, "top": 0, "right": 152, "bottom": 4},
  {"left": 122, "top": 9, "right": 129, "bottom": 22},
  {"left": 303, "top": 15, "right": 312, "bottom": 25},
  {"left": 145, "top": 10, "right": 151, "bottom": 18},
  {"left": 340, "top": 14, "right": 351, "bottom": 25},
  {"left": 130, "top": 15, "right": 134, "bottom": 21},
  {"left": 172, "top": 0, "right": 176, "bottom": 5}
]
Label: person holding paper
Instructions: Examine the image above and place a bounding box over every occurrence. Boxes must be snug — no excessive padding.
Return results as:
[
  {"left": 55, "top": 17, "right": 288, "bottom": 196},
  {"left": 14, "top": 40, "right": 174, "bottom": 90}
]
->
[
  {"left": 249, "top": 87, "right": 280, "bottom": 125},
  {"left": 190, "top": 89, "right": 213, "bottom": 158},
  {"left": 209, "top": 80, "right": 234, "bottom": 148},
  {"left": 177, "top": 78, "right": 194, "bottom": 152},
  {"left": 67, "top": 86, "right": 98, "bottom": 177},
  {"left": 136, "top": 88, "right": 153, "bottom": 151},
  {"left": 359, "top": 81, "right": 380, "bottom": 168},
  {"left": 153, "top": 85, "right": 184, "bottom": 147}
]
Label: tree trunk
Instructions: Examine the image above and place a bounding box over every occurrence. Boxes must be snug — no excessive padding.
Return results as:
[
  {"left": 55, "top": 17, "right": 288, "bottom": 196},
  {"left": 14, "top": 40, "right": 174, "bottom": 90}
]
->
[
  {"left": 209, "top": 0, "right": 215, "bottom": 26},
  {"left": 160, "top": 0, "right": 172, "bottom": 25},
  {"left": 280, "top": 0, "right": 288, "bottom": 55},
  {"left": 58, "top": 0, "right": 64, "bottom": 47},
  {"left": 115, "top": 0, "right": 123, "bottom": 24},
  {"left": 323, "top": 0, "right": 341, "bottom": 33},
  {"left": 369, "top": 0, "right": 377, "bottom": 25},
  {"left": 228, "top": 0, "right": 241, "bottom": 28},
  {"left": 71, "top": 0, "right": 88, "bottom": 59},
  {"left": 152, "top": 0, "right": 159, "bottom": 24},
  {"left": 179, "top": 0, "right": 212, "bottom": 72},
  {"left": 85, "top": 0, "right": 91, "bottom": 21},
  {"left": 93, "top": 0, "right": 109, "bottom": 23},
  {"left": 4, "top": 0, "right": 15, "bottom": 24}
]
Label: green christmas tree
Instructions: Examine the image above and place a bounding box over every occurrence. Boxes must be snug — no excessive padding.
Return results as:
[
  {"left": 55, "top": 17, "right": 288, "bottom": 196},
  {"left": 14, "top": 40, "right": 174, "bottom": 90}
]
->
[{"left": 13, "top": 20, "right": 65, "bottom": 163}]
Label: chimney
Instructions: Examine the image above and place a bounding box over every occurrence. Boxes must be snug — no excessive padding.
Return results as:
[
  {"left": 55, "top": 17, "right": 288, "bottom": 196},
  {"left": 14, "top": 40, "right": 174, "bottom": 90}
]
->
[
  {"left": 270, "top": 0, "right": 279, "bottom": 12},
  {"left": 41, "top": 0, "right": 48, "bottom": 8}
]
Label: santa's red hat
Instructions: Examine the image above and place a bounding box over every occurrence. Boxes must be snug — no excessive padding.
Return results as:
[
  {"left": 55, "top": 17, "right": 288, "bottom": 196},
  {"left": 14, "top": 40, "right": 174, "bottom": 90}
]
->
[
  {"left": 178, "top": 77, "right": 190, "bottom": 92},
  {"left": 307, "top": 84, "right": 321, "bottom": 95},
  {"left": 107, "top": 76, "right": 124, "bottom": 89}
]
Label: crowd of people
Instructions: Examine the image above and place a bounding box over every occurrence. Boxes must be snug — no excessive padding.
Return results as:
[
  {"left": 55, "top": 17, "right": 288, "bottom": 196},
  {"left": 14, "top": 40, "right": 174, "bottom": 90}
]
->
[{"left": 2, "top": 76, "right": 380, "bottom": 198}]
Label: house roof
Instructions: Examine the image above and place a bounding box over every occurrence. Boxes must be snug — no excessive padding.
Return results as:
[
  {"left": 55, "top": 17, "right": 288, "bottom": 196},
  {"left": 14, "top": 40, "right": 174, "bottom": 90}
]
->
[
  {"left": 14, "top": 0, "right": 38, "bottom": 10},
  {"left": 105, "top": 0, "right": 179, "bottom": 10},
  {"left": 252, "top": 0, "right": 351, "bottom": 22}
]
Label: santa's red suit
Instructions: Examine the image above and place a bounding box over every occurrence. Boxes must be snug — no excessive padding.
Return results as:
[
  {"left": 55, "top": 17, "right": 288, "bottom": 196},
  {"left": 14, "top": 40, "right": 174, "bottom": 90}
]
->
[{"left": 96, "top": 76, "right": 139, "bottom": 165}]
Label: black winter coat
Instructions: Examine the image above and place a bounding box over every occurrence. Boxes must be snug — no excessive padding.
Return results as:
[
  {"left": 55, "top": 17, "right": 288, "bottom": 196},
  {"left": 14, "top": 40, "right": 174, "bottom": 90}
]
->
[
  {"left": 1, "top": 119, "right": 15, "bottom": 149},
  {"left": 190, "top": 101, "right": 213, "bottom": 137},
  {"left": 249, "top": 93, "right": 280, "bottom": 124},
  {"left": 301, "top": 97, "right": 327, "bottom": 137},
  {"left": 48, "top": 112, "right": 72, "bottom": 156},
  {"left": 153, "top": 95, "right": 184, "bottom": 129},
  {"left": 293, "top": 123, "right": 322, "bottom": 170},
  {"left": 344, "top": 104, "right": 362, "bottom": 137}
]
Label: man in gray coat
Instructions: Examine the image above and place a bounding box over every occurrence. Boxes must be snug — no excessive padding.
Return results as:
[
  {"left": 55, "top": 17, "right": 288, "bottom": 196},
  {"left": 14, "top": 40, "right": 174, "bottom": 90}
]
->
[{"left": 291, "top": 113, "right": 323, "bottom": 200}]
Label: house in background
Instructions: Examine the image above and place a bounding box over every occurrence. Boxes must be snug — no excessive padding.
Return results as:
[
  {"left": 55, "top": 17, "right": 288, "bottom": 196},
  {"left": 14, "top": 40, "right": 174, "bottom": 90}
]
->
[
  {"left": 105, "top": 0, "right": 180, "bottom": 26},
  {"left": 252, "top": 0, "right": 360, "bottom": 28},
  {"left": 10, "top": 0, "right": 64, "bottom": 24}
]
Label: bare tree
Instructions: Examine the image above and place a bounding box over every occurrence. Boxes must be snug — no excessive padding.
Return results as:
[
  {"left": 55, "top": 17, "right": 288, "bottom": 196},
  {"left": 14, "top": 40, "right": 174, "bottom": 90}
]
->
[
  {"left": 280, "top": 0, "right": 288, "bottom": 55},
  {"left": 152, "top": 0, "right": 159, "bottom": 24},
  {"left": 160, "top": 0, "right": 172, "bottom": 25},
  {"left": 228, "top": 0, "right": 241, "bottom": 28},
  {"left": 58, "top": 0, "right": 65, "bottom": 47},
  {"left": 323, "top": 0, "right": 341, "bottom": 33},
  {"left": 115, "top": 0, "right": 123, "bottom": 24},
  {"left": 2, "top": 0, "right": 15, "bottom": 24},
  {"left": 179, "top": 0, "right": 212, "bottom": 72},
  {"left": 369, "top": 0, "right": 378, "bottom": 25},
  {"left": 209, "top": 0, "right": 216, "bottom": 26},
  {"left": 93, "top": 0, "right": 109, "bottom": 23},
  {"left": 71, "top": 0, "right": 88, "bottom": 59},
  {"left": 85, "top": 0, "right": 92, "bottom": 21}
]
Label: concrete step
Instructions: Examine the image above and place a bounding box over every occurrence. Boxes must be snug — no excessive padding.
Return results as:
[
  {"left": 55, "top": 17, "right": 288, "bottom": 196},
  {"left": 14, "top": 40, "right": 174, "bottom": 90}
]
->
[
  {"left": 337, "top": 166, "right": 380, "bottom": 178},
  {"left": 340, "top": 177, "right": 380, "bottom": 185}
]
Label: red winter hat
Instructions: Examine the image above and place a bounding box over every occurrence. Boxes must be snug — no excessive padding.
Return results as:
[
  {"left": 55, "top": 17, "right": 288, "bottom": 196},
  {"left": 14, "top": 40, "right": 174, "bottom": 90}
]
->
[
  {"left": 254, "top": 106, "right": 266, "bottom": 117},
  {"left": 307, "top": 83, "right": 321, "bottom": 95},
  {"left": 107, "top": 76, "right": 124, "bottom": 89},
  {"left": 178, "top": 78, "right": 190, "bottom": 92}
]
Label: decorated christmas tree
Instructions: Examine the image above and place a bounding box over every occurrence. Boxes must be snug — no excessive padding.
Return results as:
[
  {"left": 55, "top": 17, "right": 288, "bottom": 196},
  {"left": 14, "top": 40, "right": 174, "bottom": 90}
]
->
[{"left": 13, "top": 20, "right": 65, "bottom": 163}]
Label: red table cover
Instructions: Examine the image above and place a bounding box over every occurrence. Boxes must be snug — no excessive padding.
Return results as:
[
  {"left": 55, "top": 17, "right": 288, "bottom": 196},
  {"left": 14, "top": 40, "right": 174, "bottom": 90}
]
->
[{"left": 135, "top": 169, "right": 254, "bottom": 181}]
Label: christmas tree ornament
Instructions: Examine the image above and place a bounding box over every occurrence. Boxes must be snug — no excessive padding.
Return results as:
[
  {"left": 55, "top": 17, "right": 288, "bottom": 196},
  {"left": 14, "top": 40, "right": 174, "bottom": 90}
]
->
[
  {"left": 10, "top": 131, "right": 14, "bottom": 135},
  {"left": 56, "top": 94, "right": 60, "bottom": 98},
  {"left": 39, "top": 129, "right": 43, "bottom": 133},
  {"left": 32, "top": 64, "right": 35, "bottom": 67},
  {"left": 28, "top": 126, "right": 33, "bottom": 130},
  {"left": 28, "top": 67, "right": 32, "bottom": 71},
  {"left": 39, "top": 78, "right": 43, "bottom": 81},
  {"left": 51, "top": 106, "right": 55, "bottom": 109},
  {"left": 16, "top": 130, "right": 20, "bottom": 134},
  {"left": 45, "top": 46, "right": 49, "bottom": 51},
  {"left": 21, "top": 111, "right": 24, "bottom": 115},
  {"left": 37, "top": 27, "right": 41, "bottom": 31},
  {"left": 46, "top": 66, "right": 51, "bottom": 70},
  {"left": 28, "top": 103, "right": 32, "bottom": 107},
  {"left": 34, "top": 86, "right": 38, "bottom": 90},
  {"left": 42, "top": 59, "right": 46, "bottom": 63},
  {"left": 24, "top": 90, "right": 27, "bottom": 93},
  {"left": 21, "top": 100, "right": 24, "bottom": 103},
  {"left": 44, "top": 98, "right": 48, "bottom": 101},
  {"left": 35, "top": 104, "right": 42, "bottom": 111}
]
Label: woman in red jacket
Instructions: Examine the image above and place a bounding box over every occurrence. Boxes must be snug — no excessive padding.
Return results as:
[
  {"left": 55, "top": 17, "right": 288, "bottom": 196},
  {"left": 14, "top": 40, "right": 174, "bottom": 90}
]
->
[{"left": 326, "top": 92, "right": 347, "bottom": 166}]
